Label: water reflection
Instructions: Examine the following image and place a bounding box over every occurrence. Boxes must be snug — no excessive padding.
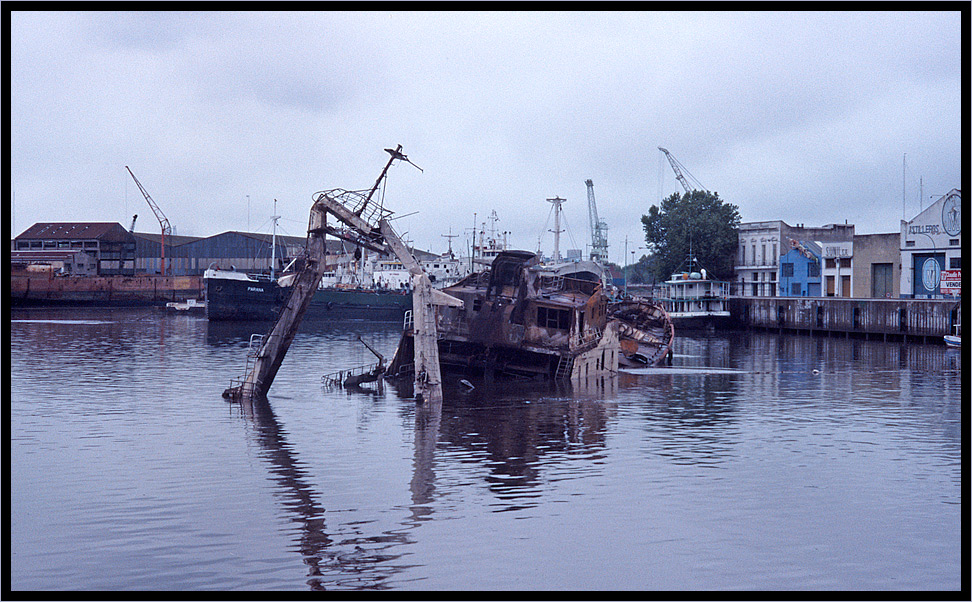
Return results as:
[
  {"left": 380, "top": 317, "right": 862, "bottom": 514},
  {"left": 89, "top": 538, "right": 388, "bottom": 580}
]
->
[
  {"left": 219, "top": 322, "right": 962, "bottom": 588},
  {"left": 235, "top": 395, "right": 331, "bottom": 589},
  {"left": 390, "top": 377, "right": 617, "bottom": 512},
  {"left": 235, "top": 394, "right": 419, "bottom": 590}
]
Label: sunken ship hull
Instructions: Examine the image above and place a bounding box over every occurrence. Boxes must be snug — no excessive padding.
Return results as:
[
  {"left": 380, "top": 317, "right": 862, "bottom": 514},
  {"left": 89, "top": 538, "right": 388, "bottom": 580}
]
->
[
  {"left": 608, "top": 298, "right": 675, "bottom": 366},
  {"left": 387, "top": 251, "right": 620, "bottom": 382}
]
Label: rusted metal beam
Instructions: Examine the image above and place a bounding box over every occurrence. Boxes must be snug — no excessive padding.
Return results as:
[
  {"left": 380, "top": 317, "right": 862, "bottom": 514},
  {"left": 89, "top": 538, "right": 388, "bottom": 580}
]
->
[{"left": 224, "top": 202, "right": 330, "bottom": 401}]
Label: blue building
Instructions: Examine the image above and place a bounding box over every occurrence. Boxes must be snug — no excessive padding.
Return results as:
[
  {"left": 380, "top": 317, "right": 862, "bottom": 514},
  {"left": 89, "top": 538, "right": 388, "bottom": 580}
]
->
[{"left": 778, "top": 239, "right": 822, "bottom": 296}]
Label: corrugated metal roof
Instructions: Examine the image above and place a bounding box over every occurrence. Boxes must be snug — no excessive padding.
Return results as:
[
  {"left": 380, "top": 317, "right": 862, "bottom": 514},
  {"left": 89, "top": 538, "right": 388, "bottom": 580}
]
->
[
  {"left": 16, "top": 222, "right": 133, "bottom": 242},
  {"left": 132, "top": 232, "right": 204, "bottom": 247}
]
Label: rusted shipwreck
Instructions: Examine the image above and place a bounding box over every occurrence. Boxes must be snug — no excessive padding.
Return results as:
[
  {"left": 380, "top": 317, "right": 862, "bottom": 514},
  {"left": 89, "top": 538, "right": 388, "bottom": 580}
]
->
[
  {"left": 609, "top": 297, "right": 675, "bottom": 367},
  {"left": 386, "top": 250, "right": 672, "bottom": 383}
]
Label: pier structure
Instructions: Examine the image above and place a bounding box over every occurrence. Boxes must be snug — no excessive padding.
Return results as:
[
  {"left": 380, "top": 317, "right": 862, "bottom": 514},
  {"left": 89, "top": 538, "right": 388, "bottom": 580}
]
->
[{"left": 730, "top": 296, "right": 960, "bottom": 342}]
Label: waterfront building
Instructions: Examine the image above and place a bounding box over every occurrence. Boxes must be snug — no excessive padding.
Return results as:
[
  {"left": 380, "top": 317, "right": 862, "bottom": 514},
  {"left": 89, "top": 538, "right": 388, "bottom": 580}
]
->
[
  {"left": 736, "top": 221, "right": 782, "bottom": 297},
  {"left": 852, "top": 233, "right": 900, "bottom": 298},
  {"left": 778, "top": 239, "right": 821, "bottom": 296},
  {"left": 133, "top": 232, "right": 203, "bottom": 275},
  {"left": 144, "top": 231, "right": 306, "bottom": 276},
  {"left": 737, "top": 220, "right": 855, "bottom": 297},
  {"left": 900, "top": 188, "right": 962, "bottom": 298},
  {"left": 9, "top": 249, "right": 98, "bottom": 276},
  {"left": 13, "top": 222, "right": 137, "bottom": 276},
  {"left": 818, "top": 240, "right": 853, "bottom": 297}
]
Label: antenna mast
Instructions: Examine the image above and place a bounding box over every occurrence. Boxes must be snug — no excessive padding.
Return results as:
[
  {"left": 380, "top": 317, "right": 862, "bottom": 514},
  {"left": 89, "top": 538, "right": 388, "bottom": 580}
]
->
[{"left": 546, "top": 196, "right": 566, "bottom": 263}]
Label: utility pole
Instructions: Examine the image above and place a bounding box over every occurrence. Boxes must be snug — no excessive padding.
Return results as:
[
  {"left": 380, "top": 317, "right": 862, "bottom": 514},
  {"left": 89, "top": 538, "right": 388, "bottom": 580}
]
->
[
  {"left": 270, "top": 199, "right": 280, "bottom": 279},
  {"left": 621, "top": 236, "right": 628, "bottom": 297},
  {"left": 902, "top": 154, "right": 906, "bottom": 220}
]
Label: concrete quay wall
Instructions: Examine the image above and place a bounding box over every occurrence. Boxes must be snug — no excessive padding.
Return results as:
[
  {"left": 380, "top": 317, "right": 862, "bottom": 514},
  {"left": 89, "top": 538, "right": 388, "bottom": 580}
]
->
[{"left": 729, "top": 296, "right": 961, "bottom": 342}]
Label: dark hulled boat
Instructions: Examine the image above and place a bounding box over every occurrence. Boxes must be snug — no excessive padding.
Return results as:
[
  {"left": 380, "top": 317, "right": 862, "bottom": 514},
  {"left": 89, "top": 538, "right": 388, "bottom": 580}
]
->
[{"left": 204, "top": 268, "right": 410, "bottom": 321}]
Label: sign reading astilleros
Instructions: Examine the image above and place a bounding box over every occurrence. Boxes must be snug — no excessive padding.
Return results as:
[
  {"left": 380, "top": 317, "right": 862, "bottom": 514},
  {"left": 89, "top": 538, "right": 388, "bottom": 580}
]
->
[{"left": 909, "top": 224, "right": 940, "bottom": 236}]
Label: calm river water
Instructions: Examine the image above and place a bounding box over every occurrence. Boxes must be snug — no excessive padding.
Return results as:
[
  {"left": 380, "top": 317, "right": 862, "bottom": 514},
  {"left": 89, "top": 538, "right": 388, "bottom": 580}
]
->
[{"left": 8, "top": 307, "right": 962, "bottom": 591}]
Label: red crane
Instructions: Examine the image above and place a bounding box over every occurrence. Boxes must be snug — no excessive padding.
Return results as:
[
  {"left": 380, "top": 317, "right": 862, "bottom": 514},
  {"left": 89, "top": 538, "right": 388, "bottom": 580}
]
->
[{"left": 126, "top": 166, "right": 172, "bottom": 276}]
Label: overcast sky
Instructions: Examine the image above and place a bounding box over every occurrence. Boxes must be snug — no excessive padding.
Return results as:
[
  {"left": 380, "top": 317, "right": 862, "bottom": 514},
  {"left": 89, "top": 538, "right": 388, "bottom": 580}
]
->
[{"left": 9, "top": 10, "right": 963, "bottom": 264}]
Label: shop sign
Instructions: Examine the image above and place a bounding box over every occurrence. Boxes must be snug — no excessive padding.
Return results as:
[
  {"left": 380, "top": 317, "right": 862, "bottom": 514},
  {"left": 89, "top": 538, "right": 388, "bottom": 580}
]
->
[{"left": 941, "top": 269, "right": 961, "bottom": 295}]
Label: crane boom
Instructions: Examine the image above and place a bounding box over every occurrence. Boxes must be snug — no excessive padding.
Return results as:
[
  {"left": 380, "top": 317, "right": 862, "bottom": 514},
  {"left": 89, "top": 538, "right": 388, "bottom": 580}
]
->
[
  {"left": 658, "top": 147, "right": 705, "bottom": 194},
  {"left": 585, "top": 179, "right": 609, "bottom": 263},
  {"left": 125, "top": 166, "right": 172, "bottom": 275}
]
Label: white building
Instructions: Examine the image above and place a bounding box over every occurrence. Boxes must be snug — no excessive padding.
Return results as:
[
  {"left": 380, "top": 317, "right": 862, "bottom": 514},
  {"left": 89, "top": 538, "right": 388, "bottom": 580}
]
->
[
  {"left": 736, "top": 221, "right": 782, "bottom": 297},
  {"left": 900, "top": 189, "right": 962, "bottom": 298},
  {"left": 736, "top": 220, "right": 855, "bottom": 297},
  {"left": 818, "top": 241, "right": 853, "bottom": 297}
]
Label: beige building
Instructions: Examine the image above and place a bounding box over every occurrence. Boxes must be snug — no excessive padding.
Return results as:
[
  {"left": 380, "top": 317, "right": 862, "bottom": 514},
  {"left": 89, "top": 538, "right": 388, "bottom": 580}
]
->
[{"left": 852, "top": 233, "right": 900, "bottom": 298}]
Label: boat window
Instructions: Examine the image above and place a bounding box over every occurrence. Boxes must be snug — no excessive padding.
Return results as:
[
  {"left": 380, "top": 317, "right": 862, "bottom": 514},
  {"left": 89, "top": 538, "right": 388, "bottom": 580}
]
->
[{"left": 537, "top": 306, "right": 570, "bottom": 330}]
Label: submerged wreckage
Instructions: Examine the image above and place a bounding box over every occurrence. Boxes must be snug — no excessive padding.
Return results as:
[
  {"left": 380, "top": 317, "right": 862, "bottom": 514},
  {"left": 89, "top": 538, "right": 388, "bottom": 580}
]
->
[
  {"left": 224, "top": 146, "right": 674, "bottom": 404},
  {"left": 388, "top": 251, "right": 619, "bottom": 381},
  {"left": 386, "top": 252, "right": 674, "bottom": 382}
]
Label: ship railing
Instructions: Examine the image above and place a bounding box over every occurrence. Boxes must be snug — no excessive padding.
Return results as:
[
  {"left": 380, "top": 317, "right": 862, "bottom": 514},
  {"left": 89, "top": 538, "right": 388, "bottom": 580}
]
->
[
  {"left": 225, "top": 377, "right": 259, "bottom": 400},
  {"left": 226, "top": 333, "right": 265, "bottom": 397},
  {"left": 321, "top": 362, "right": 383, "bottom": 389},
  {"left": 403, "top": 310, "right": 414, "bottom": 331},
  {"left": 572, "top": 327, "right": 602, "bottom": 351},
  {"left": 316, "top": 187, "right": 394, "bottom": 231},
  {"left": 539, "top": 274, "right": 565, "bottom": 291}
]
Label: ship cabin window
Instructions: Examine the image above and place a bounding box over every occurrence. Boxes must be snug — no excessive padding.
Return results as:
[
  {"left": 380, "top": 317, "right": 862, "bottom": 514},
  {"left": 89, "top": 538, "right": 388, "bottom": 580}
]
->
[{"left": 537, "top": 305, "right": 570, "bottom": 331}]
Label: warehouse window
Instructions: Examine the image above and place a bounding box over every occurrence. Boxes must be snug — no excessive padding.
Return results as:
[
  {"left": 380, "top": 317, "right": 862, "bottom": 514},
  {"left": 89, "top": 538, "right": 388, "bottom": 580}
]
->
[{"left": 781, "top": 263, "right": 794, "bottom": 277}]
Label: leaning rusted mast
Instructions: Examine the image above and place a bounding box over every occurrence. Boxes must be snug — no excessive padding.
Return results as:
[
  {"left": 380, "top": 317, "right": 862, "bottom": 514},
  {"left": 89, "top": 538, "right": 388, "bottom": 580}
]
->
[
  {"left": 224, "top": 199, "right": 331, "bottom": 401},
  {"left": 225, "top": 146, "right": 454, "bottom": 404},
  {"left": 356, "top": 144, "right": 422, "bottom": 217}
]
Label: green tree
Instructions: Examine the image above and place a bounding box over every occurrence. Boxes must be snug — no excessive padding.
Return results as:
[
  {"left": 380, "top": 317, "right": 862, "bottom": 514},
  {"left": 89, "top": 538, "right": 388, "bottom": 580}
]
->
[{"left": 641, "top": 190, "right": 740, "bottom": 282}]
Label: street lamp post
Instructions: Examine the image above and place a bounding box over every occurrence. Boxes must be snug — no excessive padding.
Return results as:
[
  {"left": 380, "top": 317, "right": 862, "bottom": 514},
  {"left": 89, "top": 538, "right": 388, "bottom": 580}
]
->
[{"left": 623, "top": 236, "right": 629, "bottom": 297}]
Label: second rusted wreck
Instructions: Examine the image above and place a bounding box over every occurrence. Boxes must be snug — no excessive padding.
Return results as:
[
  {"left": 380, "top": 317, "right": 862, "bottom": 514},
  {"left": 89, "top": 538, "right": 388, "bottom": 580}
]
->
[{"left": 387, "top": 250, "right": 620, "bottom": 382}]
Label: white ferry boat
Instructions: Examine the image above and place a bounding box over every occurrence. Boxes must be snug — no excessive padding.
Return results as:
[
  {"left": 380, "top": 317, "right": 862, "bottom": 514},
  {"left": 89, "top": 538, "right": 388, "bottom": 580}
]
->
[{"left": 661, "top": 258, "right": 732, "bottom": 330}]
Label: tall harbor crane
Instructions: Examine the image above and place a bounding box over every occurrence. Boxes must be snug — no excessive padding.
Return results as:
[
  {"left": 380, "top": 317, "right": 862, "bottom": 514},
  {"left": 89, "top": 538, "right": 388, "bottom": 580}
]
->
[
  {"left": 585, "top": 179, "right": 609, "bottom": 263},
  {"left": 125, "top": 166, "right": 172, "bottom": 275},
  {"left": 658, "top": 147, "right": 707, "bottom": 193}
]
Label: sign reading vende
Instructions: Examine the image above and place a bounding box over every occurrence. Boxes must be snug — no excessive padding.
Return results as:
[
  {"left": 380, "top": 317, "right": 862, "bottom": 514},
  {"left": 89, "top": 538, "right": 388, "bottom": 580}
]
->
[{"left": 941, "top": 269, "right": 961, "bottom": 294}]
